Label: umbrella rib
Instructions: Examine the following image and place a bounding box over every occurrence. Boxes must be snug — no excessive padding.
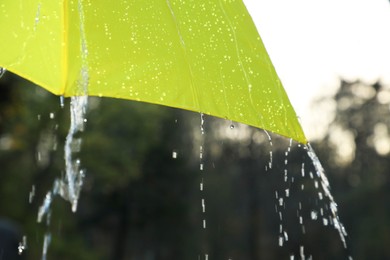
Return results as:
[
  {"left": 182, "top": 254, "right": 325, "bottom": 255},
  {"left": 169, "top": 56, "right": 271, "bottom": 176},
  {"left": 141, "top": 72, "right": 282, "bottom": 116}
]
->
[
  {"left": 218, "top": 0, "right": 257, "bottom": 118},
  {"left": 61, "top": 0, "right": 69, "bottom": 95},
  {"left": 165, "top": 0, "right": 200, "bottom": 112}
]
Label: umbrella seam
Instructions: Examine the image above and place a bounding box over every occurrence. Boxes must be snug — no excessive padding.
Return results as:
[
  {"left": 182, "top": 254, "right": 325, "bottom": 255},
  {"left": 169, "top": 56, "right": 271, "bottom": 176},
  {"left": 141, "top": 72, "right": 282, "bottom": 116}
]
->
[
  {"left": 218, "top": 1, "right": 257, "bottom": 119},
  {"left": 165, "top": 0, "right": 201, "bottom": 112},
  {"left": 61, "top": 0, "right": 68, "bottom": 94}
]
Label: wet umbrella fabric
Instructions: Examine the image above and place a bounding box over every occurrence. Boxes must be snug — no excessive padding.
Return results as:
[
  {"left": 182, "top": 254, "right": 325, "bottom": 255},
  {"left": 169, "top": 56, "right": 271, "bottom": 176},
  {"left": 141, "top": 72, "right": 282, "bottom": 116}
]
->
[{"left": 0, "top": 0, "right": 306, "bottom": 143}]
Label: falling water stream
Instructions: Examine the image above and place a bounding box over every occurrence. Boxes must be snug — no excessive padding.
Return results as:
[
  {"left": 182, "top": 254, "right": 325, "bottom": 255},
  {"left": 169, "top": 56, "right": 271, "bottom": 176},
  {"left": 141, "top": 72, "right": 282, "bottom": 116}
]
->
[
  {"left": 306, "top": 144, "right": 348, "bottom": 248},
  {"left": 36, "top": 0, "right": 90, "bottom": 258},
  {"left": 199, "top": 113, "right": 209, "bottom": 260}
]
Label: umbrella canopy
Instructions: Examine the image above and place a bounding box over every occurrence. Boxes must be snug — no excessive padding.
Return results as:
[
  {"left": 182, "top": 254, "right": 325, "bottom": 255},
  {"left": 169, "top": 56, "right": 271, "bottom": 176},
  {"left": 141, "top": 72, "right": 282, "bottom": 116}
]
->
[{"left": 0, "top": 0, "right": 306, "bottom": 143}]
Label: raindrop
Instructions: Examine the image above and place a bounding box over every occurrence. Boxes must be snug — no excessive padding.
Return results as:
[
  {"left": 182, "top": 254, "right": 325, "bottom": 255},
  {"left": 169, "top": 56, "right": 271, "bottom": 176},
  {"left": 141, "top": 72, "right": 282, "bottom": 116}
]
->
[
  {"left": 41, "top": 233, "right": 51, "bottom": 260},
  {"left": 71, "top": 199, "right": 78, "bottom": 213},
  {"left": 29, "top": 185, "right": 35, "bottom": 203},
  {"left": 284, "top": 231, "right": 289, "bottom": 241},
  {"left": 278, "top": 236, "right": 284, "bottom": 247},
  {"left": 311, "top": 211, "right": 318, "bottom": 220},
  {"left": 200, "top": 113, "right": 205, "bottom": 135},
  {"left": 37, "top": 192, "right": 53, "bottom": 223},
  {"left": 285, "top": 189, "right": 290, "bottom": 197},
  {"left": 49, "top": 113, "right": 55, "bottom": 119},
  {"left": 323, "top": 218, "right": 329, "bottom": 226},
  {"left": 269, "top": 151, "right": 273, "bottom": 169},
  {"left": 230, "top": 123, "right": 234, "bottom": 129},
  {"left": 0, "top": 67, "right": 6, "bottom": 78},
  {"left": 60, "top": 96, "right": 65, "bottom": 108},
  {"left": 300, "top": 245, "right": 305, "bottom": 259},
  {"left": 18, "top": 236, "right": 27, "bottom": 255},
  {"left": 172, "top": 151, "right": 177, "bottom": 159}
]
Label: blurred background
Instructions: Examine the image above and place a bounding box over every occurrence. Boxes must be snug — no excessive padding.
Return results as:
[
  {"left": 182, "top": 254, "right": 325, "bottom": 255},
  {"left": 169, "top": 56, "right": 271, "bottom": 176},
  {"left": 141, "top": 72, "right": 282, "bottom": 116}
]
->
[{"left": 1, "top": 71, "right": 390, "bottom": 260}]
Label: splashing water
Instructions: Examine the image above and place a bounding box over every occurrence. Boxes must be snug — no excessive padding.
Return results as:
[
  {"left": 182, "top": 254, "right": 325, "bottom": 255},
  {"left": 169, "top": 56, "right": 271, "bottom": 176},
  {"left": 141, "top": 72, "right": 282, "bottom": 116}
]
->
[
  {"left": 55, "top": 0, "right": 89, "bottom": 211},
  {"left": 60, "top": 96, "right": 88, "bottom": 212},
  {"left": 18, "top": 236, "right": 27, "bottom": 255},
  {"left": 37, "top": 191, "right": 54, "bottom": 223},
  {"left": 306, "top": 143, "right": 348, "bottom": 248},
  {"left": 41, "top": 233, "right": 51, "bottom": 260},
  {"left": 35, "top": 2, "right": 90, "bottom": 258}
]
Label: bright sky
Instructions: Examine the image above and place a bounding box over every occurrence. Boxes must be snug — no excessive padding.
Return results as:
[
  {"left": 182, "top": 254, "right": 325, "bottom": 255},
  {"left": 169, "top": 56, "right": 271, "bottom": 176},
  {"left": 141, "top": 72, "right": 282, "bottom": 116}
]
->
[{"left": 243, "top": 0, "right": 390, "bottom": 139}]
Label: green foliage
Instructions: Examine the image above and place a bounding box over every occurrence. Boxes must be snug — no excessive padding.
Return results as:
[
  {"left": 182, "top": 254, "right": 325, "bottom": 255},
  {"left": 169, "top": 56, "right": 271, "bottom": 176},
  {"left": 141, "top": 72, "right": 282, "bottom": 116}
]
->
[{"left": 314, "top": 80, "right": 390, "bottom": 259}]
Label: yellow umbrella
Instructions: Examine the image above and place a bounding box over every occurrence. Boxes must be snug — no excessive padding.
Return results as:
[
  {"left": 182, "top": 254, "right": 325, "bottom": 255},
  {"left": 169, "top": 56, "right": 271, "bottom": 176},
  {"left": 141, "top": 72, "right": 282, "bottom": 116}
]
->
[{"left": 0, "top": 0, "right": 306, "bottom": 143}]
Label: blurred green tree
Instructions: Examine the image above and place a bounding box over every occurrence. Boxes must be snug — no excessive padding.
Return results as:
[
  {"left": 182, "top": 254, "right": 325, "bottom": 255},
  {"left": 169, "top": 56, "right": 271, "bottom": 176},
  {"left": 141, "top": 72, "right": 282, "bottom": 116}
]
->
[
  {"left": 314, "top": 80, "right": 390, "bottom": 259},
  {"left": 1, "top": 72, "right": 389, "bottom": 260}
]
